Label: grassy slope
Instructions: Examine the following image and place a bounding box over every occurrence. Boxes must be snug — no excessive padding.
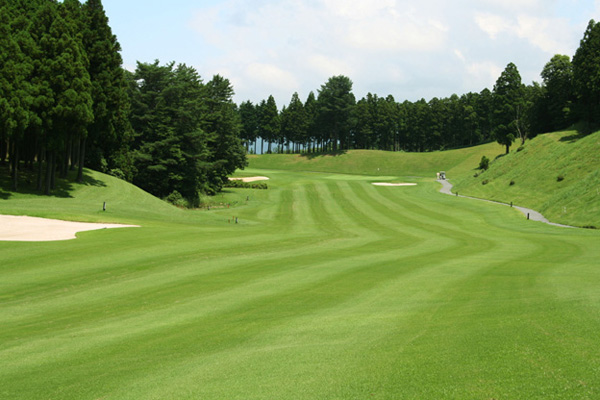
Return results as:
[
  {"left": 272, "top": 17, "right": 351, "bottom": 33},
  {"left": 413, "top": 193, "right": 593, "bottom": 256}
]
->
[
  {"left": 452, "top": 130, "right": 600, "bottom": 228},
  {"left": 1, "top": 156, "right": 599, "bottom": 399},
  {"left": 248, "top": 142, "right": 506, "bottom": 178}
]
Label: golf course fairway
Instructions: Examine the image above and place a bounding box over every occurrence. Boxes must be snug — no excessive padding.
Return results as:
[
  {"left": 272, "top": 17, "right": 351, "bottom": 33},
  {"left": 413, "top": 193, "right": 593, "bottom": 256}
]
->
[{"left": 1, "top": 168, "right": 599, "bottom": 399}]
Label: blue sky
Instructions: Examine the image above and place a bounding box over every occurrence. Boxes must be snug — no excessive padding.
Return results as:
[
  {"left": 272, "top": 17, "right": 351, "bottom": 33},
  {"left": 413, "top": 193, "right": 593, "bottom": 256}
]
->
[{"left": 101, "top": 0, "right": 599, "bottom": 107}]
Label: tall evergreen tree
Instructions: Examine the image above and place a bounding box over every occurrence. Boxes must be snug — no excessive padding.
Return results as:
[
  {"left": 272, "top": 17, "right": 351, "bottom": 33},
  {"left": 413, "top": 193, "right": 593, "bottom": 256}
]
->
[
  {"left": 304, "top": 91, "right": 318, "bottom": 152},
  {"left": 280, "top": 92, "right": 308, "bottom": 153},
  {"left": 573, "top": 19, "right": 600, "bottom": 129},
  {"left": 239, "top": 100, "right": 258, "bottom": 153},
  {"left": 259, "top": 95, "right": 279, "bottom": 154},
  {"left": 316, "top": 75, "right": 355, "bottom": 151},
  {"left": 492, "top": 62, "right": 523, "bottom": 153},
  {"left": 202, "top": 74, "right": 247, "bottom": 193},
  {"left": 540, "top": 54, "right": 574, "bottom": 131},
  {"left": 83, "top": 0, "right": 131, "bottom": 179}
]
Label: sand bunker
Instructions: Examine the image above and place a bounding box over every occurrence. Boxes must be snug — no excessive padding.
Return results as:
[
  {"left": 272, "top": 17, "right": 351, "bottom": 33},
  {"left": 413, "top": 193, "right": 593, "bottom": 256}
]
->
[
  {"left": 372, "top": 182, "right": 417, "bottom": 186},
  {"left": 228, "top": 176, "right": 270, "bottom": 182},
  {"left": 0, "top": 215, "right": 139, "bottom": 242}
]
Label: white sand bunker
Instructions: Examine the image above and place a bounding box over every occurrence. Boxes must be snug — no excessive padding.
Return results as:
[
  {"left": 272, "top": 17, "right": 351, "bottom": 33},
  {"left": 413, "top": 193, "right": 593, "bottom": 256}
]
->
[
  {"left": 372, "top": 182, "right": 417, "bottom": 186},
  {"left": 228, "top": 176, "right": 270, "bottom": 182},
  {"left": 0, "top": 215, "right": 139, "bottom": 242}
]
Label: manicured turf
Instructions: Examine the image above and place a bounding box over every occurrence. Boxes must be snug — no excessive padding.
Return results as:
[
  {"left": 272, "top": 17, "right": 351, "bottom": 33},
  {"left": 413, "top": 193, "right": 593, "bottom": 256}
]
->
[{"left": 1, "top": 166, "right": 599, "bottom": 399}]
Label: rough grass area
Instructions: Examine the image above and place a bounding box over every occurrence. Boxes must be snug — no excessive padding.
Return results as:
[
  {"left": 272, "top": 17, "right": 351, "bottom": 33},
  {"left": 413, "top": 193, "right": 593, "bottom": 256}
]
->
[
  {"left": 452, "top": 130, "right": 600, "bottom": 228},
  {"left": 1, "top": 165, "right": 599, "bottom": 399}
]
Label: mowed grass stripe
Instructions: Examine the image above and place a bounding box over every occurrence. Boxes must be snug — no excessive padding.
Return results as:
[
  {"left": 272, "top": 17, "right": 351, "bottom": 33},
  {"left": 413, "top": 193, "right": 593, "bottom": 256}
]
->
[
  {"left": 85, "top": 228, "right": 558, "bottom": 399},
  {"left": 1, "top": 231, "right": 490, "bottom": 389}
]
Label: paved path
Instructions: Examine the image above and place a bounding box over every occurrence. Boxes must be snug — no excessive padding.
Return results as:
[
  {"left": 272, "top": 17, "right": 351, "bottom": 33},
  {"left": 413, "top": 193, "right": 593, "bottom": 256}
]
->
[{"left": 437, "top": 179, "right": 574, "bottom": 229}]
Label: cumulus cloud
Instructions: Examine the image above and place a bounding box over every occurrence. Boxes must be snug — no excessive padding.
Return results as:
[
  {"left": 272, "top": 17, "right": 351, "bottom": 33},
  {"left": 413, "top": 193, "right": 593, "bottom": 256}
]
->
[
  {"left": 475, "top": 11, "right": 575, "bottom": 54},
  {"left": 245, "top": 63, "right": 299, "bottom": 92},
  {"left": 184, "top": 0, "right": 595, "bottom": 104}
]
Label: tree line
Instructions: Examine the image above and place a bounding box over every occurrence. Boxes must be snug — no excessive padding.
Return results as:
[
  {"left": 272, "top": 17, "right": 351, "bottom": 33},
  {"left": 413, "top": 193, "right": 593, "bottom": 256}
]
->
[
  {"left": 2, "top": 1, "right": 599, "bottom": 204},
  {"left": 239, "top": 20, "right": 600, "bottom": 155},
  {"left": 0, "top": 0, "right": 246, "bottom": 205}
]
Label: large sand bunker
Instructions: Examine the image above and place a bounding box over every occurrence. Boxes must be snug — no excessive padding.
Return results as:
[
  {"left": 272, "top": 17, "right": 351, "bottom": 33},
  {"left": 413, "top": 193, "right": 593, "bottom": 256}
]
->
[
  {"left": 372, "top": 182, "right": 417, "bottom": 186},
  {"left": 228, "top": 176, "right": 270, "bottom": 182},
  {"left": 0, "top": 215, "right": 139, "bottom": 241}
]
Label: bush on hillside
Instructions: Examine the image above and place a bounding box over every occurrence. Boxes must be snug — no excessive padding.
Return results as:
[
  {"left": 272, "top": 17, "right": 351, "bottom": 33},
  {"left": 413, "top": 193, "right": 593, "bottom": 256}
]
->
[
  {"left": 479, "top": 156, "right": 490, "bottom": 170},
  {"left": 165, "top": 190, "right": 189, "bottom": 208}
]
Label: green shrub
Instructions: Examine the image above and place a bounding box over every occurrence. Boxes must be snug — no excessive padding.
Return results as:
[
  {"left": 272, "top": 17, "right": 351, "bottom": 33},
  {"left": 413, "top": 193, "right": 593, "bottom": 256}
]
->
[
  {"left": 557, "top": 175, "right": 565, "bottom": 182},
  {"left": 509, "top": 180, "right": 515, "bottom": 186},
  {"left": 224, "top": 180, "right": 268, "bottom": 189},
  {"left": 164, "top": 190, "right": 188, "bottom": 208},
  {"left": 109, "top": 168, "right": 126, "bottom": 181},
  {"left": 482, "top": 179, "right": 489, "bottom": 185},
  {"left": 479, "top": 156, "right": 490, "bottom": 171}
]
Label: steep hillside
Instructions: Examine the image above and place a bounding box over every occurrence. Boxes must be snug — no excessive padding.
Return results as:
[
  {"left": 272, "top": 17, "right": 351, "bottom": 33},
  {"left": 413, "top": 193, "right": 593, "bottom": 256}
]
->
[
  {"left": 248, "top": 142, "right": 506, "bottom": 178},
  {"left": 452, "top": 130, "right": 600, "bottom": 228}
]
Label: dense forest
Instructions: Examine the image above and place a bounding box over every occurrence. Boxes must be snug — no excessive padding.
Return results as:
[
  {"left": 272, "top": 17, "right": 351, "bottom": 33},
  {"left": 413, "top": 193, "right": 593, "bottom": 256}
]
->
[
  {"left": 1, "top": 0, "right": 600, "bottom": 205},
  {"left": 0, "top": 0, "right": 246, "bottom": 205}
]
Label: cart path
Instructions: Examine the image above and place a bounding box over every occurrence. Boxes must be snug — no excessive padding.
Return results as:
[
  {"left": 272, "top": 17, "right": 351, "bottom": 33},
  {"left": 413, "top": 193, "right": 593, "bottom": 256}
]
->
[{"left": 437, "top": 179, "right": 575, "bottom": 228}]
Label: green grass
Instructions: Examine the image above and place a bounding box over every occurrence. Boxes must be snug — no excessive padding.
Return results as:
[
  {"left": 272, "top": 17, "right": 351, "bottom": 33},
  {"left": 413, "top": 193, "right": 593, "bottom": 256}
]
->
[
  {"left": 248, "top": 142, "right": 506, "bottom": 178},
  {"left": 452, "top": 130, "right": 600, "bottom": 228},
  {"left": 1, "top": 154, "right": 599, "bottom": 399}
]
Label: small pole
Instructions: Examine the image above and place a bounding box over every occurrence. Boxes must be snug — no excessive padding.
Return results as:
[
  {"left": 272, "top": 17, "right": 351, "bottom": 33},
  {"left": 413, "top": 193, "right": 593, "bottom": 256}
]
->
[
  {"left": 103, "top": 202, "right": 106, "bottom": 211},
  {"left": 510, "top": 202, "right": 513, "bottom": 207},
  {"left": 527, "top": 213, "right": 530, "bottom": 220}
]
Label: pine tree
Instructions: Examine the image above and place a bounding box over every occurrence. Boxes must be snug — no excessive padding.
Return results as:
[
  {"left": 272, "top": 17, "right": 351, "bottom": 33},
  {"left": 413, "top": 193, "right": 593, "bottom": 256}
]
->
[
  {"left": 316, "top": 76, "right": 355, "bottom": 151},
  {"left": 492, "top": 63, "right": 523, "bottom": 153},
  {"left": 83, "top": 0, "right": 131, "bottom": 178},
  {"left": 573, "top": 19, "right": 600, "bottom": 129},
  {"left": 202, "top": 74, "right": 247, "bottom": 193}
]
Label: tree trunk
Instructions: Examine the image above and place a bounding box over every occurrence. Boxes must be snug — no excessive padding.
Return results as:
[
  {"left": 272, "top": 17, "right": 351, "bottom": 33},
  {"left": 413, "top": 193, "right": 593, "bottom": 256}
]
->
[
  {"left": 37, "top": 145, "right": 44, "bottom": 192},
  {"left": 11, "top": 140, "right": 19, "bottom": 191},
  {"left": 0, "top": 137, "right": 6, "bottom": 165},
  {"left": 50, "top": 151, "right": 56, "bottom": 190},
  {"left": 61, "top": 138, "right": 72, "bottom": 178},
  {"left": 45, "top": 150, "right": 52, "bottom": 195},
  {"left": 71, "top": 137, "right": 79, "bottom": 170},
  {"left": 77, "top": 136, "right": 86, "bottom": 183}
]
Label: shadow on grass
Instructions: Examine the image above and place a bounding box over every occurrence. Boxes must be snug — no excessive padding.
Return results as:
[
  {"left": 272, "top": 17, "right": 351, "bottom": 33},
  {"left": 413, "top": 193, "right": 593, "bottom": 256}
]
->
[
  {"left": 559, "top": 131, "right": 590, "bottom": 143},
  {"left": 299, "top": 149, "right": 348, "bottom": 159},
  {"left": 79, "top": 172, "right": 107, "bottom": 187},
  {"left": 558, "top": 122, "right": 597, "bottom": 143},
  {"left": 0, "top": 165, "right": 106, "bottom": 199}
]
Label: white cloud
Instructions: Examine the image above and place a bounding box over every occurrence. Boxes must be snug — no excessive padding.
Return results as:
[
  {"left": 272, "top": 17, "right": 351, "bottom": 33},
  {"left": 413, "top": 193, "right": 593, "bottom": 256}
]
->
[
  {"left": 475, "top": 12, "right": 574, "bottom": 54},
  {"left": 245, "top": 63, "right": 299, "bottom": 92},
  {"left": 467, "top": 61, "right": 503, "bottom": 88},
  {"left": 308, "top": 54, "right": 354, "bottom": 78},
  {"left": 179, "top": 0, "right": 595, "bottom": 104},
  {"left": 474, "top": 13, "right": 511, "bottom": 40}
]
